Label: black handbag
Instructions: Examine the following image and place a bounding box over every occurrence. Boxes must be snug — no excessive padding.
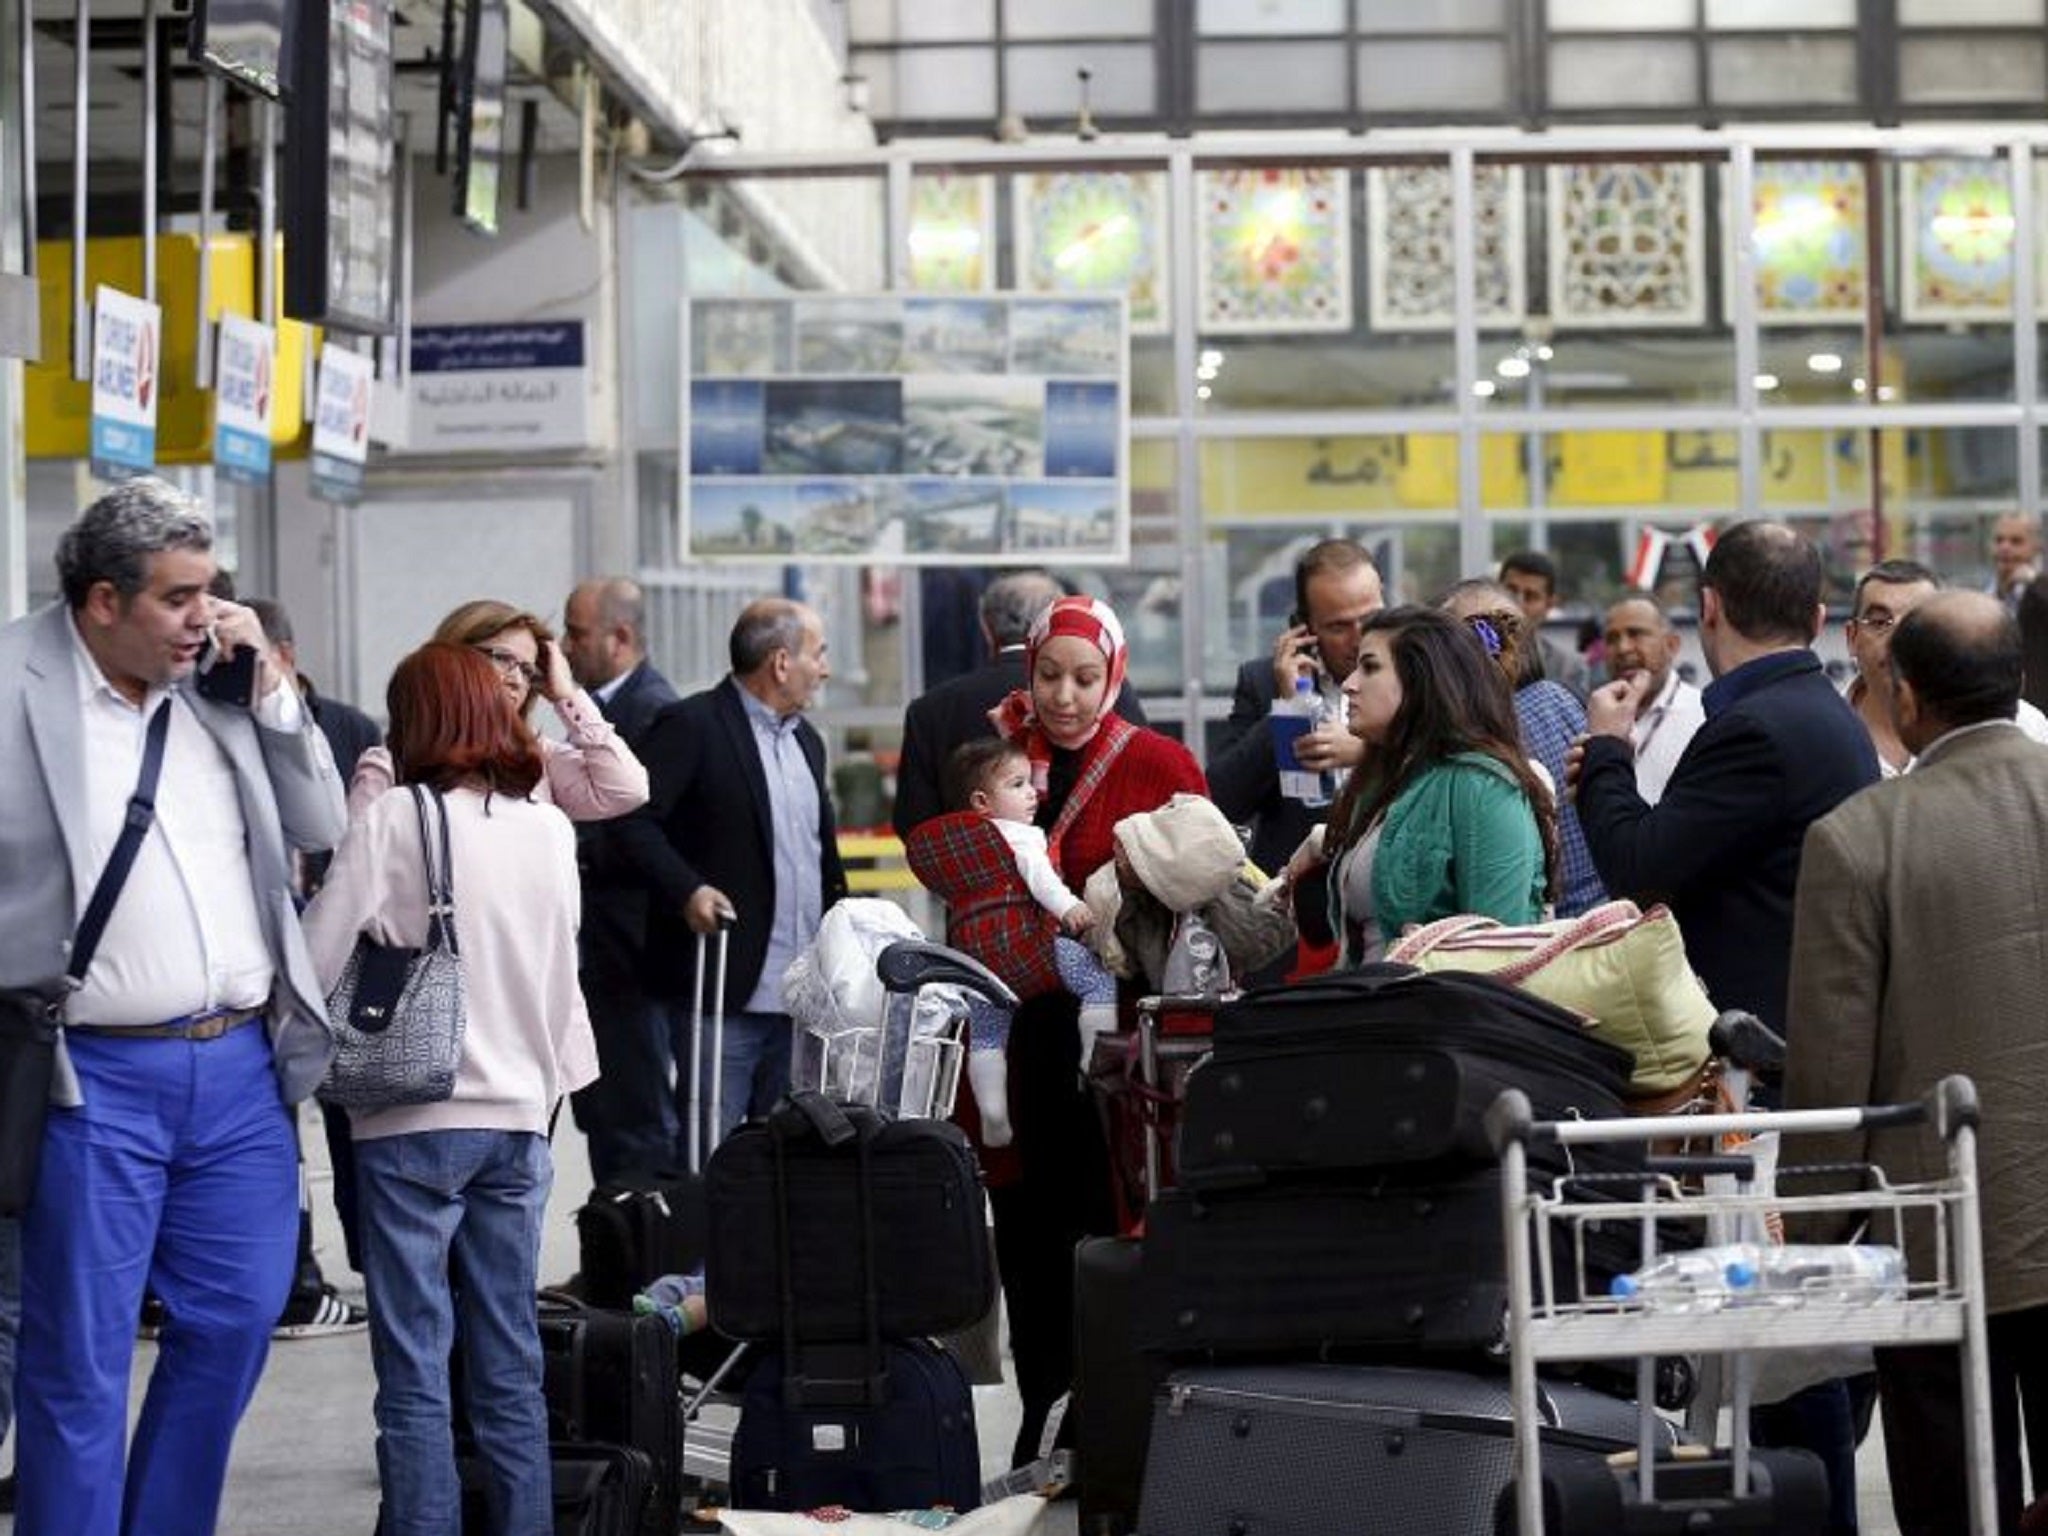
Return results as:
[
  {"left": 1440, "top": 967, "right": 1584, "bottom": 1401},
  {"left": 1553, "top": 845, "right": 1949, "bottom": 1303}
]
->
[
  {"left": 319, "top": 785, "right": 467, "bottom": 1109},
  {"left": 0, "top": 702, "right": 173, "bottom": 1217}
]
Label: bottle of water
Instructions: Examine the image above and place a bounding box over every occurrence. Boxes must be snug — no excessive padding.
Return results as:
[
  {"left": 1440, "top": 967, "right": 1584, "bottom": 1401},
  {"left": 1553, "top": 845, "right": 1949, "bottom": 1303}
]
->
[
  {"left": 1272, "top": 675, "right": 1329, "bottom": 806},
  {"left": 1608, "top": 1243, "right": 1906, "bottom": 1314}
]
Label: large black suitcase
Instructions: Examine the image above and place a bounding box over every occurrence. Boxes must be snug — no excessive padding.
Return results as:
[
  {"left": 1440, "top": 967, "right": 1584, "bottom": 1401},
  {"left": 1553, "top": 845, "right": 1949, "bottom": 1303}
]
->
[
  {"left": 535, "top": 1294, "right": 681, "bottom": 1536},
  {"left": 1500, "top": 1445, "right": 1830, "bottom": 1533},
  {"left": 729, "top": 1338, "right": 981, "bottom": 1513},
  {"left": 1177, "top": 966, "right": 1640, "bottom": 1191},
  {"left": 1073, "top": 1236, "right": 1164, "bottom": 1536},
  {"left": 575, "top": 1170, "right": 708, "bottom": 1312},
  {"left": 1137, "top": 1171, "right": 1640, "bottom": 1359},
  {"left": 706, "top": 1093, "right": 993, "bottom": 1344},
  {"left": 1136, "top": 1363, "right": 1664, "bottom": 1536}
]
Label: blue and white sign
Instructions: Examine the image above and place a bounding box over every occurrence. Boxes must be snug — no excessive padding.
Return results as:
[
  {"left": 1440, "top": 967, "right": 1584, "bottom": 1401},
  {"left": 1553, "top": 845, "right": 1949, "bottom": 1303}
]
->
[
  {"left": 89, "top": 285, "right": 161, "bottom": 480},
  {"left": 403, "top": 321, "right": 590, "bottom": 453},
  {"left": 311, "top": 342, "right": 375, "bottom": 503},
  {"left": 213, "top": 315, "right": 276, "bottom": 486}
]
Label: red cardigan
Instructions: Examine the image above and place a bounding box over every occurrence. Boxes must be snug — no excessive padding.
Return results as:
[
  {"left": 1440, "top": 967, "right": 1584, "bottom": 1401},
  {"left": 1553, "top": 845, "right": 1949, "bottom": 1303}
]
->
[{"left": 1047, "top": 727, "right": 1208, "bottom": 891}]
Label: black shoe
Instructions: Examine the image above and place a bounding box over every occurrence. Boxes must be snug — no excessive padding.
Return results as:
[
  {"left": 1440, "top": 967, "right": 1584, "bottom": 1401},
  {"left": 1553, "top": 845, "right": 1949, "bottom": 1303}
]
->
[{"left": 0, "top": 1471, "right": 16, "bottom": 1512}]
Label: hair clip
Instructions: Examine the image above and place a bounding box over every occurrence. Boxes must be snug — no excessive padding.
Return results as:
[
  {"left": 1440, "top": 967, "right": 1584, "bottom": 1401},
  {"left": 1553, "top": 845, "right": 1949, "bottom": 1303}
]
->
[{"left": 1469, "top": 616, "right": 1504, "bottom": 657}]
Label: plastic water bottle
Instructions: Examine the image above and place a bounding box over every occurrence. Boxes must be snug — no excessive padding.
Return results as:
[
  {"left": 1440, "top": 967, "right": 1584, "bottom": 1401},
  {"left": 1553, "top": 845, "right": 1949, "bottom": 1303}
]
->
[
  {"left": 1272, "top": 675, "right": 1331, "bottom": 807},
  {"left": 1608, "top": 1243, "right": 1906, "bottom": 1313}
]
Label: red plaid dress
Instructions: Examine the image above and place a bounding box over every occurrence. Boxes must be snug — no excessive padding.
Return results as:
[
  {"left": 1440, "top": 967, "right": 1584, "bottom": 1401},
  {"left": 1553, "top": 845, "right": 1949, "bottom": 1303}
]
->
[{"left": 904, "top": 812, "right": 1064, "bottom": 1000}]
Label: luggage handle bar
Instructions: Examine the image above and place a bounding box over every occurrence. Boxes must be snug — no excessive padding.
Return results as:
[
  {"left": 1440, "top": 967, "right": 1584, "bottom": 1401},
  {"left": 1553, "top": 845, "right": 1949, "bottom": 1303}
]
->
[
  {"left": 1643, "top": 1153, "right": 1757, "bottom": 1180},
  {"left": 688, "top": 914, "right": 736, "bottom": 1174},
  {"left": 1485, "top": 1075, "right": 1978, "bottom": 1156}
]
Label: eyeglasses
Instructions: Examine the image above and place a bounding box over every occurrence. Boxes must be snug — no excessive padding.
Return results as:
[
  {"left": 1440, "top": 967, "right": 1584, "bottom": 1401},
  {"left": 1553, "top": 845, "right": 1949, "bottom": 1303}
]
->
[
  {"left": 1851, "top": 612, "right": 1899, "bottom": 634},
  {"left": 476, "top": 645, "right": 542, "bottom": 686}
]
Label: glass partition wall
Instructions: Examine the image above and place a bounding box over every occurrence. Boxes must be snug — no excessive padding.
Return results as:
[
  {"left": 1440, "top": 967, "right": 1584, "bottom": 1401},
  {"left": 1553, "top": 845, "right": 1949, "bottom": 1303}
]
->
[{"left": 637, "top": 130, "right": 2047, "bottom": 809}]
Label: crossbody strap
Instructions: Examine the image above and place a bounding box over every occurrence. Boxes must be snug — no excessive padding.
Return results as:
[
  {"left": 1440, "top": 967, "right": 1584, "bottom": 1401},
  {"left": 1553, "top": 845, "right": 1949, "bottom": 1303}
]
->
[{"left": 66, "top": 699, "right": 173, "bottom": 991}]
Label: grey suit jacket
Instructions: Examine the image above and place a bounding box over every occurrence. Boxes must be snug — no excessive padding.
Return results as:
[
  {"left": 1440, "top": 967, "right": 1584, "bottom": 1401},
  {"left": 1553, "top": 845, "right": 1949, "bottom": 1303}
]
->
[
  {"left": 1786, "top": 722, "right": 2048, "bottom": 1315},
  {"left": 0, "top": 603, "right": 348, "bottom": 1106}
]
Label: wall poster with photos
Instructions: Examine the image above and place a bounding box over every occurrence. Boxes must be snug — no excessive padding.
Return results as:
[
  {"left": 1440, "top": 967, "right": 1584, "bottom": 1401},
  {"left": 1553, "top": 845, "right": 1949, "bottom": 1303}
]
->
[{"left": 683, "top": 294, "right": 1129, "bottom": 565}]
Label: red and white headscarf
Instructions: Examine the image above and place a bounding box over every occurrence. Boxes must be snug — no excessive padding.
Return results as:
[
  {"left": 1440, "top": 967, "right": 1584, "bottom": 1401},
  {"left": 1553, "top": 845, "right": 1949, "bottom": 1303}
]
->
[{"left": 989, "top": 595, "right": 1130, "bottom": 768}]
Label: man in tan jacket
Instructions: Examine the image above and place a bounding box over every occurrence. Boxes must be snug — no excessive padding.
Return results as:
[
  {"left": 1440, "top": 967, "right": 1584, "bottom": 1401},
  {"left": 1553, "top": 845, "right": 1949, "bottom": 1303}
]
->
[{"left": 1788, "top": 589, "right": 2048, "bottom": 1536}]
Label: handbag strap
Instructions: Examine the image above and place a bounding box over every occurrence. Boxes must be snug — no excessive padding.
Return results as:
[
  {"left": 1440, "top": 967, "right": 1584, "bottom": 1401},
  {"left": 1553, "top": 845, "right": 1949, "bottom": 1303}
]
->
[
  {"left": 1387, "top": 910, "right": 1502, "bottom": 964},
  {"left": 66, "top": 700, "right": 173, "bottom": 992},
  {"left": 409, "top": 785, "right": 459, "bottom": 956},
  {"left": 1488, "top": 901, "right": 1643, "bottom": 985}
]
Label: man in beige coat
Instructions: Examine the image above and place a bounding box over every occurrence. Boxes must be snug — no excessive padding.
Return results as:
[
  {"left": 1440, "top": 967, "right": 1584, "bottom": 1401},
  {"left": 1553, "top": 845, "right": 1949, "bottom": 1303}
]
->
[{"left": 1787, "top": 590, "right": 2048, "bottom": 1536}]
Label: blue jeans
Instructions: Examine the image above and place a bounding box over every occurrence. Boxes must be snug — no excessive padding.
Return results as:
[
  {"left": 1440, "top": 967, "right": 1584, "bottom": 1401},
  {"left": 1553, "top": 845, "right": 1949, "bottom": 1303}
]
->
[
  {"left": 678, "top": 1009, "right": 792, "bottom": 1153},
  {"left": 355, "top": 1130, "right": 552, "bottom": 1536},
  {"left": 0, "top": 1214, "right": 17, "bottom": 1446},
  {"left": 16, "top": 1024, "right": 298, "bottom": 1536}
]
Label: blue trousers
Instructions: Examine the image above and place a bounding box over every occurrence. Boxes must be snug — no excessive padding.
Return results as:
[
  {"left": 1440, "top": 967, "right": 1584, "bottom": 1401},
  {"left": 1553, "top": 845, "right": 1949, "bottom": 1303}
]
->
[
  {"left": 17, "top": 1024, "right": 298, "bottom": 1536},
  {"left": 355, "top": 1130, "right": 552, "bottom": 1536},
  {"left": 0, "top": 1213, "right": 18, "bottom": 1444},
  {"left": 678, "top": 1008, "right": 792, "bottom": 1152}
]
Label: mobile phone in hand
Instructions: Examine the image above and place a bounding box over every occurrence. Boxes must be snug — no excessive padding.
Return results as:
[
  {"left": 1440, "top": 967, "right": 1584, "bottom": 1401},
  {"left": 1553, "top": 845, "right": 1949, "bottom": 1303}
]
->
[{"left": 195, "top": 633, "right": 260, "bottom": 707}]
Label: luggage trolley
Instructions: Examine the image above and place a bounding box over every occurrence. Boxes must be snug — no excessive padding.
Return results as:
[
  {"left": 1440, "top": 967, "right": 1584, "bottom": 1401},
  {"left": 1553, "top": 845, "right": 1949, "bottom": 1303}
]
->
[{"left": 1487, "top": 1074, "right": 1997, "bottom": 1536}]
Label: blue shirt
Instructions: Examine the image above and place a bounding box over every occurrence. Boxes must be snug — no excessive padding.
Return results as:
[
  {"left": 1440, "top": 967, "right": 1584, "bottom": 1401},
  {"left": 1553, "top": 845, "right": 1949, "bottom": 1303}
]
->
[
  {"left": 1515, "top": 680, "right": 1608, "bottom": 918},
  {"left": 737, "top": 686, "right": 824, "bottom": 1015}
]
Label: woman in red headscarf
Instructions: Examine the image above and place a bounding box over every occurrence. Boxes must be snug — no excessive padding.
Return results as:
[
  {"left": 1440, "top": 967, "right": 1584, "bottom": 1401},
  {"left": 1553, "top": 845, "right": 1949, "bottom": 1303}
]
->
[{"left": 909, "top": 593, "right": 1204, "bottom": 1467}]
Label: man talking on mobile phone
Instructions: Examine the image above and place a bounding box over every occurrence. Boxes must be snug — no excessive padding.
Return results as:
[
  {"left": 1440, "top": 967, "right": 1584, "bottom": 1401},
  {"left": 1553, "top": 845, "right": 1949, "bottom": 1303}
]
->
[
  {"left": 0, "top": 478, "right": 345, "bottom": 1536},
  {"left": 1207, "top": 539, "right": 1383, "bottom": 980}
]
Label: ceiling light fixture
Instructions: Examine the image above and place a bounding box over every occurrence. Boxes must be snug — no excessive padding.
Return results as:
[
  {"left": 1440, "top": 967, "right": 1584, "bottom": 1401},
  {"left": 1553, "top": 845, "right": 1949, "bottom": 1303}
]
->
[{"left": 1807, "top": 352, "right": 1844, "bottom": 374}]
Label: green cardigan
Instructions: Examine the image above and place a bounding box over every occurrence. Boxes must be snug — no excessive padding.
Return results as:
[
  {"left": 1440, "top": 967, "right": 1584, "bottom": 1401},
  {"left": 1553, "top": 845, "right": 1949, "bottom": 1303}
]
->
[{"left": 1330, "top": 751, "right": 1547, "bottom": 965}]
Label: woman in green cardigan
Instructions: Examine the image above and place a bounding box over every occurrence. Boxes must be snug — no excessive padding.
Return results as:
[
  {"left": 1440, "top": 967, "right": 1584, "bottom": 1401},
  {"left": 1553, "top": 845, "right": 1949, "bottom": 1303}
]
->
[{"left": 1286, "top": 605, "right": 1559, "bottom": 965}]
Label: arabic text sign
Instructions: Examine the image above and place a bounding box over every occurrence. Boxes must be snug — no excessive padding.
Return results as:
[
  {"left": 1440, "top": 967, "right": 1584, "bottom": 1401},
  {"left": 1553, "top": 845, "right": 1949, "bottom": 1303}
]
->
[
  {"left": 90, "top": 285, "right": 161, "bottom": 479},
  {"left": 312, "top": 342, "right": 375, "bottom": 502},
  {"left": 214, "top": 315, "right": 277, "bottom": 486},
  {"left": 404, "top": 321, "right": 589, "bottom": 452}
]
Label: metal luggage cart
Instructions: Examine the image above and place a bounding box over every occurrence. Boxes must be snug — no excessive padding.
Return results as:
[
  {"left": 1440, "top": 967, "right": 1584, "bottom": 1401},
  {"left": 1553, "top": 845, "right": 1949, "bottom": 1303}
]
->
[
  {"left": 789, "top": 938, "right": 1015, "bottom": 1120},
  {"left": 1134, "top": 993, "right": 1225, "bottom": 1201},
  {"left": 1487, "top": 1074, "right": 1997, "bottom": 1536}
]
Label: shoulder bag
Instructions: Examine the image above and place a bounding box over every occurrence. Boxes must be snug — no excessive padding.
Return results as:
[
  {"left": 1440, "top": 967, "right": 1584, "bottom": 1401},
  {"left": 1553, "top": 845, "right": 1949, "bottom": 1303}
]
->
[{"left": 319, "top": 784, "right": 468, "bottom": 1109}]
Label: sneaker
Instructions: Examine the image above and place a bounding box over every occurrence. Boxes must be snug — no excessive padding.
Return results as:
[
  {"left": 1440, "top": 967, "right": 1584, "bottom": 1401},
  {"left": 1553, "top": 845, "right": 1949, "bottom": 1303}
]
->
[{"left": 274, "top": 1286, "right": 369, "bottom": 1340}]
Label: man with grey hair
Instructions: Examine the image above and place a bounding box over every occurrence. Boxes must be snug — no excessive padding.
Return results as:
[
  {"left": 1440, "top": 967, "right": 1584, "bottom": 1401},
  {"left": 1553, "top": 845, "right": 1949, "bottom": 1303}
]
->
[
  {"left": 621, "top": 598, "right": 848, "bottom": 1144},
  {"left": 558, "top": 577, "right": 683, "bottom": 1181},
  {"left": 0, "top": 478, "right": 345, "bottom": 1535},
  {"left": 892, "top": 570, "right": 1146, "bottom": 837}
]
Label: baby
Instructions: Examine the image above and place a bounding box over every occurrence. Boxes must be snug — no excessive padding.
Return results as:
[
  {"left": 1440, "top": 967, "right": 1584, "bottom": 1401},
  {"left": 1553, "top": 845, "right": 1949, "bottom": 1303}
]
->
[{"left": 945, "top": 736, "right": 1122, "bottom": 1147}]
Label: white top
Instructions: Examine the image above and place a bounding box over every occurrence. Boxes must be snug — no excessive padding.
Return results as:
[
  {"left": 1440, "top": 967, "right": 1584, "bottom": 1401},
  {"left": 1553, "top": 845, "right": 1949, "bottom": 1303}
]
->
[
  {"left": 65, "top": 614, "right": 302, "bottom": 1027},
  {"left": 1630, "top": 671, "right": 1707, "bottom": 805},
  {"left": 993, "top": 817, "right": 1085, "bottom": 919},
  {"left": 303, "top": 783, "right": 599, "bottom": 1139}
]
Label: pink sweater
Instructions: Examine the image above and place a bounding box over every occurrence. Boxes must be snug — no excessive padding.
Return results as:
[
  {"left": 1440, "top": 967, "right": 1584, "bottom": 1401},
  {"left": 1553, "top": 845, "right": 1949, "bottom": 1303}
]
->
[{"left": 303, "top": 783, "right": 599, "bottom": 1140}]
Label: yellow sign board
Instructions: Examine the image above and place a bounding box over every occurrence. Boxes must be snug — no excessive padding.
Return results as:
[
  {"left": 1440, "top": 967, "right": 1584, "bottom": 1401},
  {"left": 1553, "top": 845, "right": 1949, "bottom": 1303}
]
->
[{"left": 27, "top": 236, "right": 312, "bottom": 463}]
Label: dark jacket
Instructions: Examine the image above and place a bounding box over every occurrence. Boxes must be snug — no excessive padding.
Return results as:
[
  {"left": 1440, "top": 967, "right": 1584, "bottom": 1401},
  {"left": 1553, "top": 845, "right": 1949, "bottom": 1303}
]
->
[
  {"left": 1575, "top": 649, "right": 1878, "bottom": 1036},
  {"left": 891, "top": 646, "right": 1147, "bottom": 839},
  {"left": 576, "top": 659, "right": 681, "bottom": 981},
  {"left": 616, "top": 677, "right": 848, "bottom": 1010},
  {"left": 1207, "top": 656, "right": 1324, "bottom": 881}
]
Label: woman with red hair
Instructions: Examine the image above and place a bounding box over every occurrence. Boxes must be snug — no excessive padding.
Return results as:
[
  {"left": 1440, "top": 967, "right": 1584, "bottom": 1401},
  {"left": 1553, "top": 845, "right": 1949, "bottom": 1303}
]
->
[
  {"left": 908, "top": 593, "right": 1205, "bottom": 1466},
  {"left": 304, "top": 643, "right": 596, "bottom": 1534}
]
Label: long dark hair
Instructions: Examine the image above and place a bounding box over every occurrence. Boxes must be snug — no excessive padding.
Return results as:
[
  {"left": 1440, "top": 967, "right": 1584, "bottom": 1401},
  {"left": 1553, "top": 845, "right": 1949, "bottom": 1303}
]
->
[
  {"left": 387, "top": 642, "right": 545, "bottom": 799},
  {"left": 1324, "top": 606, "right": 1560, "bottom": 900}
]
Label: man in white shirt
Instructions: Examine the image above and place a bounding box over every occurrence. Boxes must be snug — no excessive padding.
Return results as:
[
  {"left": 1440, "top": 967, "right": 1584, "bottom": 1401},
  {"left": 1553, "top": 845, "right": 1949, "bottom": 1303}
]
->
[
  {"left": 1602, "top": 594, "right": 1705, "bottom": 804},
  {"left": 0, "top": 479, "right": 345, "bottom": 1536},
  {"left": 1845, "top": 559, "right": 2048, "bottom": 776}
]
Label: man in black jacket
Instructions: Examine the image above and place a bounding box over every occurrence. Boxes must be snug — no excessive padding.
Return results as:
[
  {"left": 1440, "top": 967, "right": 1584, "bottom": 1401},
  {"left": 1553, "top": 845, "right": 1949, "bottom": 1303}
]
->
[
  {"left": 621, "top": 599, "right": 849, "bottom": 1147},
  {"left": 892, "top": 570, "right": 1145, "bottom": 839},
  {"left": 1571, "top": 520, "right": 1879, "bottom": 1536},
  {"left": 560, "top": 578, "right": 682, "bottom": 1182}
]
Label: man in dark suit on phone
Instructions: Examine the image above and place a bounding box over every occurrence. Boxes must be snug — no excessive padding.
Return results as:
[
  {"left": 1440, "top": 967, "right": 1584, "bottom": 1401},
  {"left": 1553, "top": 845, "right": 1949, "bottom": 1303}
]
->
[
  {"left": 1208, "top": 540, "right": 1383, "bottom": 976},
  {"left": 621, "top": 599, "right": 848, "bottom": 1147},
  {"left": 892, "top": 570, "right": 1146, "bottom": 840},
  {"left": 559, "top": 578, "right": 683, "bottom": 1182}
]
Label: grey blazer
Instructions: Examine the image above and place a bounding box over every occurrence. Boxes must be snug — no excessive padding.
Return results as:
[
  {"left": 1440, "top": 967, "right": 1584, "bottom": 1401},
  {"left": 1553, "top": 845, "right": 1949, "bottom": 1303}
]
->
[{"left": 0, "top": 602, "right": 348, "bottom": 1106}]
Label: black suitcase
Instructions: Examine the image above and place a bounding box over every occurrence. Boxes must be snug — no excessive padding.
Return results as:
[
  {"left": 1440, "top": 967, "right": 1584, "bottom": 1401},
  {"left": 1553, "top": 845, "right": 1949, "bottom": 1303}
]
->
[
  {"left": 1136, "top": 1363, "right": 1665, "bottom": 1536},
  {"left": 536, "top": 1294, "right": 681, "bottom": 1536},
  {"left": 729, "top": 1337, "right": 981, "bottom": 1514},
  {"left": 1073, "top": 1236, "right": 1165, "bottom": 1536},
  {"left": 575, "top": 1170, "right": 708, "bottom": 1312},
  {"left": 1137, "top": 1171, "right": 1640, "bottom": 1359},
  {"left": 706, "top": 1092, "right": 993, "bottom": 1344},
  {"left": 1500, "top": 1445, "right": 1830, "bottom": 1533},
  {"left": 1177, "top": 966, "right": 1640, "bottom": 1191}
]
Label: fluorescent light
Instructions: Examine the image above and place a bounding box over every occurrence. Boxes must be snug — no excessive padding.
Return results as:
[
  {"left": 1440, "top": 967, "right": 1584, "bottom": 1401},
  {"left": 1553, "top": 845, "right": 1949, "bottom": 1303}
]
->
[
  {"left": 1851, "top": 377, "right": 1868, "bottom": 393},
  {"left": 1196, "top": 385, "right": 1212, "bottom": 401},
  {"left": 1534, "top": 344, "right": 1554, "bottom": 361},
  {"left": 1877, "top": 385, "right": 1898, "bottom": 401},
  {"left": 1199, "top": 349, "right": 1223, "bottom": 368},
  {"left": 1472, "top": 380, "right": 1498, "bottom": 398},
  {"left": 1754, "top": 373, "right": 1780, "bottom": 391},
  {"left": 1497, "top": 356, "right": 1532, "bottom": 380},
  {"left": 1807, "top": 352, "right": 1844, "bottom": 374}
]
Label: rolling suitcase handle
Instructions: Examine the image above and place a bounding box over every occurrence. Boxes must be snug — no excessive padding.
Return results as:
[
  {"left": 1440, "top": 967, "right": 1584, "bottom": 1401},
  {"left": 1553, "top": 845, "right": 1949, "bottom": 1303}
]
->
[{"left": 688, "top": 913, "right": 736, "bottom": 1175}]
